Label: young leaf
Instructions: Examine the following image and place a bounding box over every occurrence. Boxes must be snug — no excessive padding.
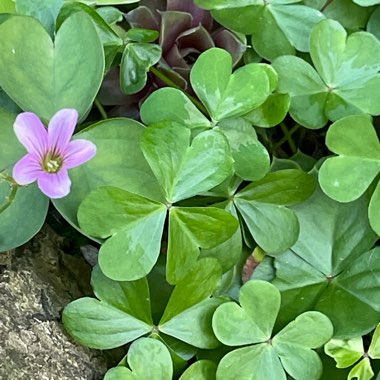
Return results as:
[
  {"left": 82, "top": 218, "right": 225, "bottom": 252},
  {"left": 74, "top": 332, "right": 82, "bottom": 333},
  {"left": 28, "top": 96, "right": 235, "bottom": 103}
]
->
[
  {"left": 348, "top": 358, "right": 374, "bottom": 380},
  {"left": 120, "top": 43, "right": 162, "bottom": 94},
  {"left": 369, "top": 323, "right": 380, "bottom": 359},
  {"left": 190, "top": 48, "right": 270, "bottom": 121},
  {"left": 325, "top": 337, "right": 365, "bottom": 368},
  {"left": 0, "top": 12, "right": 104, "bottom": 123}
]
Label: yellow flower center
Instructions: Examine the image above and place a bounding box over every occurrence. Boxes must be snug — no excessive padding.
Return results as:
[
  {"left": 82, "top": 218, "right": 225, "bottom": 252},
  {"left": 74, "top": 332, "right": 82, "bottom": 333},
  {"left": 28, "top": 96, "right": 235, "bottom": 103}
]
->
[{"left": 42, "top": 152, "right": 63, "bottom": 173}]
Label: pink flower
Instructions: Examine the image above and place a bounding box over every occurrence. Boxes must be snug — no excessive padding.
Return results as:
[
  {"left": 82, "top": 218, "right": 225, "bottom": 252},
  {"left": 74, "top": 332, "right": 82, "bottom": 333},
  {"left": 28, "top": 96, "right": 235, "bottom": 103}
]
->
[{"left": 12, "top": 109, "right": 96, "bottom": 199}]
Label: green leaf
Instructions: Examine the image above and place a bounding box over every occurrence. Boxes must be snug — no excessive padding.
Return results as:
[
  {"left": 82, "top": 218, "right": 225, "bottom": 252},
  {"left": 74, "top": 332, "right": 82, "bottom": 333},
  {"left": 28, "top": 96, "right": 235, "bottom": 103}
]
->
[
  {"left": 78, "top": 187, "right": 167, "bottom": 281},
  {"left": 91, "top": 265, "right": 152, "bottom": 324},
  {"left": 272, "top": 311, "right": 333, "bottom": 380},
  {"left": 167, "top": 207, "right": 238, "bottom": 283},
  {"left": 268, "top": 186, "right": 379, "bottom": 337},
  {"left": 190, "top": 48, "right": 270, "bottom": 121},
  {"left": 140, "top": 88, "right": 211, "bottom": 130},
  {"left": 244, "top": 93, "right": 290, "bottom": 128},
  {"left": 0, "top": 12, "right": 104, "bottom": 123},
  {"left": 141, "top": 122, "right": 233, "bottom": 203},
  {"left": 0, "top": 109, "right": 49, "bottom": 250},
  {"left": 319, "top": 115, "right": 380, "bottom": 203},
  {"left": 274, "top": 19, "right": 380, "bottom": 128},
  {"left": 120, "top": 43, "right": 161, "bottom": 95},
  {"left": 15, "top": 0, "right": 63, "bottom": 36},
  {"left": 0, "top": 181, "right": 48, "bottom": 251},
  {"left": 58, "top": 2, "right": 123, "bottom": 70},
  {"left": 369, "top": 323, "right": 380, "bottom": 359},
  {"left": 348, "top": 358, "right": 374, "bottom": 380},
  {"left": 74, "top": 0, "right": 140, "bottom": 4},
  {"left": 126, "top": 28, "right": 159, "bottom": 43},
  {"left": 104, "top": 338, "right": 173, "bottom": 380},
  {"left": 200, "top": 202, "right": 243, "bottom": 272},
  {"left": 77, "top": 186, "right": 165, "bottom": 238},
  {"left": 234, "top": 199, "right": 299, "bottom": 253},
  {"left": 0, "top": 0, "right": 15, "bottom": 13},
  {"left": 179, "top": 360, "right": 216, "bottom": 380},
  {"left": 53, "top": 118, "right": 163, "bottom": 230},
  {"left": 155, "top": 258, "right": 223, "bottom": 349},
  {"left": 368, "top": 7, "right": 380, "bottom": 41},
  {"left": 234, "top": 169, "right": 315, "bottom": 253},
  {"left": 208, "top": 3, "right": 323, "bottom": 61},
  {"left": 104, "top": 366, "right": 131, "bottom": 380},
  {"left": 237, "top": 169, "right": 316, "bottom": 205},
  {"left": 274, "top": 311, "right": 333, "bottom": 348},
  {"left": 62, "top": 297, "right": 152, "bottom": 349},
  {"left": 160, "top": 297, "right": 224, "bottom": 349},
  {"left": 213, "top": 280, "right": 281, "bottom": 345},
  {"left": 354, "top": 0, "right": 380, "bottom": 5},
  {"left": 325, "top": 337, "right": 364, "bottom": 368},
  {"left": 217, "top": 118, "right": 270, "bottom": 181},
  {"left": 216, "top": 344, "right": 286, "bottom": 380},
  {"left": 272, "top": 55, "right": 328, "bottom": 129},
  {"left": 323, "top": 0, "right": 374, "bottom": 30},
  {"left": 0, "top": 109, "right": 24, "bottom": 170},
  {"left": 161, "top": 258, "right": 222, "bottom": 323}
]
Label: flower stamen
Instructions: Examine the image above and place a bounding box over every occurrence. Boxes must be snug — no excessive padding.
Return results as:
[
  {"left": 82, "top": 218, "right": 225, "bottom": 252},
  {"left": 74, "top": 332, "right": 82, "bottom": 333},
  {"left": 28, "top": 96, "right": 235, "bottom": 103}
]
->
[{"left": 42, "top": 152, "right": 63, "bottom": 173}]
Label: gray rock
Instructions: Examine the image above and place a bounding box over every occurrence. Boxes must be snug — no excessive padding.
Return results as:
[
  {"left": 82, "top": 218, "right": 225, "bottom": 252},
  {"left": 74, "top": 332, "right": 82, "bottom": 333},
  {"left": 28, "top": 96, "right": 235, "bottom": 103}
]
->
[{"left": 0, "top": 226, "right": 120, "bottom": 380}]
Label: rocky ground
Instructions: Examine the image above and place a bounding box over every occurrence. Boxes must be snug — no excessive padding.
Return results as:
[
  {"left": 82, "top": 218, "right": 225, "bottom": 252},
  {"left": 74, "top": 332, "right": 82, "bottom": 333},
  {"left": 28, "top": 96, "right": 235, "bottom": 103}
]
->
[{"left": 0, "top": 226, "right": 121, "bottom": 380}]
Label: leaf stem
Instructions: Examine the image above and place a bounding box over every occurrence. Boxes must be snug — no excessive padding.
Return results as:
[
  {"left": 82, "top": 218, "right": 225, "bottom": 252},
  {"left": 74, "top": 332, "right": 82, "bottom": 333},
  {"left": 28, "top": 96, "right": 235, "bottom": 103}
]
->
[
  {"left": 0, "top": 174, "right": 18, "bottom": 214},
  {"left": 94, "top": 98, "right": 108, "bottom": 120},
  {"left": 149, "top": 66, "right": 208, "bottom": 116},
  {"left": 273, "top": 123, "right": 300, "bottom": 154}
]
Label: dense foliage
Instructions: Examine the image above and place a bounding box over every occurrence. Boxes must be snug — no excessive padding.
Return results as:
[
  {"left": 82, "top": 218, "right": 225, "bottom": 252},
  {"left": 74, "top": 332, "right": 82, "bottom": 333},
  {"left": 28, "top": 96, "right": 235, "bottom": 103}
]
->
[{"left": 0, "top": 0, "right": 379, "bottom": 379}]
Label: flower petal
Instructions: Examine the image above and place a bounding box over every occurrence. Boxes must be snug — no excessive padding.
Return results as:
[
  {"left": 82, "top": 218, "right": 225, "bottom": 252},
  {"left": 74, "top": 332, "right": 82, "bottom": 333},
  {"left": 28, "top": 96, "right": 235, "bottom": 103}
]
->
[
  {"left": 63, "top": 139, "right": 96, "bottom": 169},
  {"left": 37, "top": 169, "right": 71, "bottom": 199},
  {"left": 12, "top": 154, "right": 43, "bottom": 185},
  {"left": 48, "top": 109, "right": 78, "bottom": 153},
  {"left": 14, "top": 112, "right": 48, "bottom": 157}
]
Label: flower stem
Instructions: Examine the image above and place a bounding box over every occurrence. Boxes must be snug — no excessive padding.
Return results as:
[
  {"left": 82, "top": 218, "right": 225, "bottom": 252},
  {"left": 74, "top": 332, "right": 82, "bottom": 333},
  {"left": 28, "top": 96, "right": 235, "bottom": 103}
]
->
[
  {"left": 273, "top": 123, "right": 300, "bottom": 154},
  {"left": 94, "top": 98, "right": 108, "bottom": 120},
  {"left": 0, "top": 173, "right": 18, "bottom": 214},
  {"left": 149, "top": 66, "right": 208, "bottom": 116}
]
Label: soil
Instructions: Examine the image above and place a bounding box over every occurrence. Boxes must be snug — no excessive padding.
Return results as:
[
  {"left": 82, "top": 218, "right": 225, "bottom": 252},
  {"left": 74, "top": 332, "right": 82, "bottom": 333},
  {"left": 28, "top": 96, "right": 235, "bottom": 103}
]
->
[{"left": 0, "top": 226, "right": 121, "bottom": 380}]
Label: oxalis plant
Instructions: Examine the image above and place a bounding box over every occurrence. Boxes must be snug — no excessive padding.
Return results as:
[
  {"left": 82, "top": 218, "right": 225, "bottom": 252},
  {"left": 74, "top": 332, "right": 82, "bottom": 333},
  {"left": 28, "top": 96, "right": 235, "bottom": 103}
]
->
[{"left": 0, "top": 0, "right": 380, "bottom": 379}]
